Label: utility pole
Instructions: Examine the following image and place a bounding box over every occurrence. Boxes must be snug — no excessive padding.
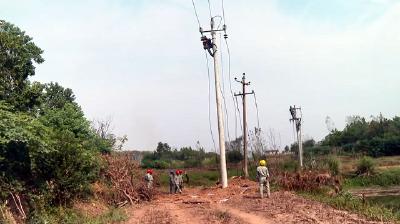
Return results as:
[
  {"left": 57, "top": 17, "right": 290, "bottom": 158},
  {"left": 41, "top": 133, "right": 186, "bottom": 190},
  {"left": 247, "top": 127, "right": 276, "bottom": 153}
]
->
[
  {"left": 199, "top": 17, "right": 228, "bottom": 188},
  {"left": 289, "top": 105, "right": 303, "bottom": 168},
  {"left": 235, "top": 73, "right": 254, "bottom": 178}
]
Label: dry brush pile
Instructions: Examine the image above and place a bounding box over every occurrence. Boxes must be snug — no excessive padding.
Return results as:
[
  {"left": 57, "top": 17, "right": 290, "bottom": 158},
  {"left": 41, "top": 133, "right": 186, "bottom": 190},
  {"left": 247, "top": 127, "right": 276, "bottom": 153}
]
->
[
  {"left": 275, "top": 171, "right": 342, "bottom": 193},
  {"left": 97, "top": 154, "right": 154, "bottom": 207}
]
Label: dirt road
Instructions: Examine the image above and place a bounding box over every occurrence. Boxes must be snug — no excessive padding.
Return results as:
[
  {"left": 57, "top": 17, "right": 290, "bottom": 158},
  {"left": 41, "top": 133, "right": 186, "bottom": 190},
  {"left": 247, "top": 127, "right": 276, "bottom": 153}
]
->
[{"left": 124, "top": 178, "right": 391, "bottom": 224}]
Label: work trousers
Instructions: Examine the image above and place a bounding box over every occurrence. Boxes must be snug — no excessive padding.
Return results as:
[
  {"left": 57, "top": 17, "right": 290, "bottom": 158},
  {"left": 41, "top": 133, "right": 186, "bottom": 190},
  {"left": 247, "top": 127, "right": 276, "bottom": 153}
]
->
[
  {"left": 259, "top": 177, "right": 270, "bottom": 199},
  {"left": 169, "top": 182, "right": 175, "bottom": 194}
]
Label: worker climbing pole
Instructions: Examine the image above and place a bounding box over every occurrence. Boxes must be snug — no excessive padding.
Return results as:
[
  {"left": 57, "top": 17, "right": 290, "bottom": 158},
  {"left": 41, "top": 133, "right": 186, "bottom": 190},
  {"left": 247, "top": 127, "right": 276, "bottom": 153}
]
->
[
  {"left": 191, "top": 0, "right": 229, "bottom": 188},
  {"left": 289, "top": 105, "right": 303, "bottom": 168}
]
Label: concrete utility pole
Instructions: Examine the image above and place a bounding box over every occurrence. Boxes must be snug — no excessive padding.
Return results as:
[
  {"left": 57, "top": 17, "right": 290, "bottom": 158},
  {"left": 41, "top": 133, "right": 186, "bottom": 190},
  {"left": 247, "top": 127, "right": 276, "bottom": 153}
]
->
[
  {"left": 289, "top": 105, "right": 303, "bottom": 168},
  {"left": 198, "top": 17, "right": 228, "bottom": 188},
  {"left": 235, "top": 73, "right": 254, "bottom": 178},
  {"left": 211, "top": 18, "right": 228, "bottom": 188}
]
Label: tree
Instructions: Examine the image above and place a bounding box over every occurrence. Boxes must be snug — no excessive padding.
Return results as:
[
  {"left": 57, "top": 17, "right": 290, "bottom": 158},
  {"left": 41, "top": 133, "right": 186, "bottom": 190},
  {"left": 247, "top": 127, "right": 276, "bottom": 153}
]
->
[
  {"left": 40, "top": 82, "right": 76, "bottom": 110},
  {"left": 37, "top": 102, "right": 101, "bottom": 203},
  {"left": 320, "top": 114, "right": 400, "bottom": 156},
  {"left": 92, "top": 117, "right": 120, "bottom": 153},
  {"left": 248, "top": 128, "right": 267, "bottom": 161},
  {"left": 303, "top": 138, "right": 315, "bottom": 148},
  {"left": 284, "top": 145, "right": 290, "bottom": 153},
  {"left": 266, "top": 128, "right": 281, "bottom": 151},
  {"left": 0, "top": 102, "right": 51, "bottom": 189},
  {"left": 0, "top": 21, "right": 113, "bottom": 219},
  {"left": 0, "top": 21, "right": 44, "bottom": 111},
  {"left": 154, "top": 142, "right": 172, "bottom": 160}
]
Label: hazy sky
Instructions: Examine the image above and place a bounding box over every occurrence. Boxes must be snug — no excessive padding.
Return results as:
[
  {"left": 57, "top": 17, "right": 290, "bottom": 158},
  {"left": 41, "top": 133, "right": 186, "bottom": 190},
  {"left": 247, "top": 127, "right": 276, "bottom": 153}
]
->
[{"left": 2, "top": 0, "right": 400, "bottom": 151}]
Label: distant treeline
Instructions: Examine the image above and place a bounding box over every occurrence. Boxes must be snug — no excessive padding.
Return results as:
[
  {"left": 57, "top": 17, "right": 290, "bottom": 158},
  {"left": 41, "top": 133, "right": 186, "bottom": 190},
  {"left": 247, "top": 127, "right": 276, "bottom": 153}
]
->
[
  {"left": 297, "top": 115, "right": 400, "bottom": 157},
  {"left": 141, "top": 142, "right": 219, "bottom": 168}
]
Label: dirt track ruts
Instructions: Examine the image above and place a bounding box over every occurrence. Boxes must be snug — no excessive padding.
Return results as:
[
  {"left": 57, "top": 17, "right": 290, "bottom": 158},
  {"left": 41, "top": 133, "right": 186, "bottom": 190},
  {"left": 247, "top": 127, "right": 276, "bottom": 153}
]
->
[{"left": 124, "top": 178, "right": 393, "bottom": 224}]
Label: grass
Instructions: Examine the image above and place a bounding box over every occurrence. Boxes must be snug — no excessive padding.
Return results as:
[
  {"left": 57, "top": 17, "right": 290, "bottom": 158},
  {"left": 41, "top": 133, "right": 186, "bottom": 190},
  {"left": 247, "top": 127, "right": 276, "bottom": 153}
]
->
[
  {"left": 338, "top": 155, "right": 400, "bottom": 173},
  {"left": 300, "top": 191, "right": 400, "bottom": 222},
  {"left": 367, "top": 195, "right": 400, "bottom": 214},
  {"left": 28, "top": 206, "right": 127, "bottom": 224},
  {"left": 344, "top": 168, "right": 400, "bottom": 188}
]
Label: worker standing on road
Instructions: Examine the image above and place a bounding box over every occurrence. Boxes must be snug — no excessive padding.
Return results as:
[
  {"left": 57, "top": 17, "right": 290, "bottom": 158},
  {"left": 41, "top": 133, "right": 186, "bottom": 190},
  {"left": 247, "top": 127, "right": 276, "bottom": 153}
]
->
[
  {"left": 174, "top": 170, "right": 182, "bottom": 194},
  {"left": 178, "top": 170, "right": 184, "bottom": 190},
  {"left": 169, "top": 170, "right": 176, "bottom": 194},
  {"left": 144, "top": 169, "right": 154, "bottom": 189},
  {"left": 184, "top": 170, "right": 189, "bottom": 185},
  {"left": 256, "top": 160, "right": 270, "bottom": 199}
]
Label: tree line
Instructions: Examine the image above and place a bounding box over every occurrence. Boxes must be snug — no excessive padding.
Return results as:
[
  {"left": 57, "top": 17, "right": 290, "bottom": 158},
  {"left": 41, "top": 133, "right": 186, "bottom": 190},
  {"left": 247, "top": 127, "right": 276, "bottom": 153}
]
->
[{"left": 292, "top": 115, "right": 400, "bottom": 157}]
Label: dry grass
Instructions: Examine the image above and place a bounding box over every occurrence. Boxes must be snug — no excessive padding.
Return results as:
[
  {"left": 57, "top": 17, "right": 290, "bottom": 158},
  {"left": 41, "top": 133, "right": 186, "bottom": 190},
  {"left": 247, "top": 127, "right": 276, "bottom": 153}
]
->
[
  {"left": 210, "top": 210, "right": 244, "bottom": 224},
  {"left": 139, "top": 208, "right": 175, "bottom": 224}
]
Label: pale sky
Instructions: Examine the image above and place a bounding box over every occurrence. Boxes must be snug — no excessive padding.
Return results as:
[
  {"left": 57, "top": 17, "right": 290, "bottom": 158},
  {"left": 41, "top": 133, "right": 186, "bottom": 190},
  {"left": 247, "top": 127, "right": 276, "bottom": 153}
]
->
[{"left": 2, "top": 0, "right": 400, "bottom": 151}]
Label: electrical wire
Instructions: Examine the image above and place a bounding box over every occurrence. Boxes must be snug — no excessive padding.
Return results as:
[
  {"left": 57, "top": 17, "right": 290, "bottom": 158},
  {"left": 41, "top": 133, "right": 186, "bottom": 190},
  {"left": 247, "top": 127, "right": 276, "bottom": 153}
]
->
[
  {"left": 253, "top": 92, "right": 261, "bottom": 131},
  {"left": 204, "top": 51, "right": 217, "bottom": 153},
  {"left": 234, "top": 96, "right": 243, "bottom": 132},
  {"left": 292, "top": 120, "right": 297, "bottom": 145},
  {"left": 221, "top": 0, "right": 226, "bottom": 24},
  {"left": 219, "top": 33, "right": 232, "bottom": 148},
  {"left": 223, "top": 38, "right": 240, "bottom": 140},
  {"left": 213, "top": 15, "right": 223, "bottom": 29},
  {"left": 207, "top": 0, "right": 213, "bottom": 18},
  {"left": 191, "top": 0, "right": 201, "bottom": 28}
]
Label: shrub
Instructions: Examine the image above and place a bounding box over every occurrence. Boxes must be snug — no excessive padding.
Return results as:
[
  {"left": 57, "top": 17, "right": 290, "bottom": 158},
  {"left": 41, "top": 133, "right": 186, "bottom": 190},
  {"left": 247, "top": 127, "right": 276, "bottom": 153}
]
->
[
  {"left": 227, "top": 150, "right": 243, "bottom": 163},
  {"left": 281, "top": 159, "right": 299, "bottom": 172},
  {"left": 201, "top": 157, "right": 217, "bottom": 167},
  {"left": 184, "top": 159, "right": 202, "bottom": 168},
  {"left": 153, "top": 160, "right": 169, "bottom": 169},
  {"left": 356, "top": 156, "right": 375, "bottom": 176},
  {"left": 326, "top": 156, "right": 341, "bottom": 176}
]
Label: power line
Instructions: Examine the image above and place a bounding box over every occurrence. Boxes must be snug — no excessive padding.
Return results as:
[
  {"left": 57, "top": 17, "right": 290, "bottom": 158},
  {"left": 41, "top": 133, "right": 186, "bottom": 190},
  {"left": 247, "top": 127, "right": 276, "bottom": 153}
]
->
[
  {"left": 221, "top": 0, "right": 226, "bottom": 24},
  {"left": 234, "top": 94, "right": 243, "bottom": 132},
  {"left": 253, "top": 92, "right": 261, "bottom": 130},
  {"left": 204, "top": 51, "right": 217, "bottom": 153},
  {"left": 191, "top": 0, "right": 201, "bottom": 28},
  {"left": 224, "top": 39, "right": 241, "bottom": 137},
  {"left": 207, "top": 0, "right": 213, "bottom": 18},
  {"left": 219, "top": 34, "right": 232, "bottom": 148}
]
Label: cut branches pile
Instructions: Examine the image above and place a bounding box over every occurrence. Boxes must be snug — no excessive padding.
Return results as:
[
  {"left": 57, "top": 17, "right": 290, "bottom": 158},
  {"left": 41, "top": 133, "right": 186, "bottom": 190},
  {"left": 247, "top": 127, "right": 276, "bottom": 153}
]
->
[
  {"left": 100, "top": 154, "right": 154, "bottom": 206},
  {"left": 276, "top": 171, "right": 342, "bottom": 193}
]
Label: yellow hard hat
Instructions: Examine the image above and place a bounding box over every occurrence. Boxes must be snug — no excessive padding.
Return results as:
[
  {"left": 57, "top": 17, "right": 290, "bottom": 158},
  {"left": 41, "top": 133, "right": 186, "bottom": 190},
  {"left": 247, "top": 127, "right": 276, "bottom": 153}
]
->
[{"left": 259, "top": 160, "right": 266, "bottom": 166}]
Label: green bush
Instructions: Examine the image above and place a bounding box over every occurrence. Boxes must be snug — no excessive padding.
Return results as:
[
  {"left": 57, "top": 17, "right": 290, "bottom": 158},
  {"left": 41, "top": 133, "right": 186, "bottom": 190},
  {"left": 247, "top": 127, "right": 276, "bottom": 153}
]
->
[
  {"left": 201, "top": 157, "right": 218, "bottom": 167},
  {"left": 184, "top": 158, "right": 202, "bottom": 168},
  {"left": 356, "top": 156, "right": 375, "bottom": 176},
  {"left": 227, "top": 150, "right": 243, "bottom": 163},
  {"left": 153, "top": 160, "right": 169, "bottom": 169},
  {"left": 281, "top": 159, "right": 299, "bottom": 172},
  {"left": 326, "top": 156, "right": 341, "bottom": 175}
]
